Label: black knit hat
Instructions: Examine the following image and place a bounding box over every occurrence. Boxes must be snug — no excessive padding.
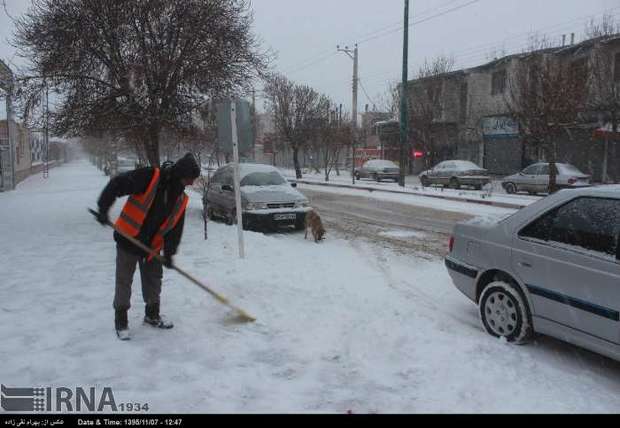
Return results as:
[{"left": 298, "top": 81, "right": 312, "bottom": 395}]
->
[{"left": 173, "top": 153, "right": 201, "bottom": 180}]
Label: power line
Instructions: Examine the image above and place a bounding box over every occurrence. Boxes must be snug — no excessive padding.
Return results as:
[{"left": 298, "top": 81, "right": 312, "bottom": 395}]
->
[
  {"left": 357, "top": 0, "right": 481, "bottom": 45},
  {"left": 278, "top": 0, "right": 479, "bottom": 77},
  {"left": 348, "top": 0, "right": 464, "bottom": 46},
  {"left": 358, "top": 7, "right": 620, "bottom": 87},
  {"left": 282, "top": 51, "right": 339, "bottom": 75},
  {"left": 358, "top": 78, "right": 379, "bottom": 108}
]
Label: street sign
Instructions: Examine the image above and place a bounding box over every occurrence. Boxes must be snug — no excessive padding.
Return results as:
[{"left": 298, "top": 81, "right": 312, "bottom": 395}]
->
[{"left": 216, "top": 100, "right": 254, "bottom": 155}]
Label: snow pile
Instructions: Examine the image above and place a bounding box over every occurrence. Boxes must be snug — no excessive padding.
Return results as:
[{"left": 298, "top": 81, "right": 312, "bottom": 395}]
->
[{"left": 1, "top": 160, "right": 619, "bottom": 414}]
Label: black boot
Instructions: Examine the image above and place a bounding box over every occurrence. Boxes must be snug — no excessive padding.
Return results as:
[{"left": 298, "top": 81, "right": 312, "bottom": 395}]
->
[
  {"left": 115, "top": 310, "right": 130, "bottom": 341},
  {"left": 144, "top": 303, "right": 174, "bottom": 329}
]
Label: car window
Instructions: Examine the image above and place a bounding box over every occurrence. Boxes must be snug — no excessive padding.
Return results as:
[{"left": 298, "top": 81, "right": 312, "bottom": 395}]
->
[
  {"left": 241, "top": 171, "right": 286, "bottom": 186},
  {"left": 367, "top": 160, "right": 397, "bottom": 169},
  {"left": 434, "top": 162, "right": 446, "bottom": 170},
  {"left": 453, "top": 161, "right": 480, "bottom": 171},
  {"left": 520, "top": 197, "right": 620, "bottom": 257},
  {"left": 522, "top": 165, "right": 540, "bottom": 175},
  {"left": 558, "top": 164, "right": 585, "bottom": 175},
  {"left": 539, "top": 164, "right": 549, "bottom": 175}
]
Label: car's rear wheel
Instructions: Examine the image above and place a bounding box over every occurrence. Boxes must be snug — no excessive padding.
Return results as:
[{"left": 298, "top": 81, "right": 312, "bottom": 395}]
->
[
  {"left": 420, "top": 176, "right": 430, "bottom": 187},
  {"left": 449, "top": 177, "right": 460, "bottom": 189},
  {"left": 504, "top": 182, "right": 517, "bottom": 194},
  {"left": 479, "top": 281, "right": 533, "bottom": 344}
]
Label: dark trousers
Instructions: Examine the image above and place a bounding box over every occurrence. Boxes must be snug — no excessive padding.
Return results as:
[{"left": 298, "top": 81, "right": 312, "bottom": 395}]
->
[{"left": 114, "top": 245, "right": 163, "bottom": 311}]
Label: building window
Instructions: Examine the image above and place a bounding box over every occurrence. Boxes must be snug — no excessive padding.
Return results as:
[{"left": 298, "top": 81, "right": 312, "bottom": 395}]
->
[
  {"left": 615, "top": 52, "right": 620, "bottom": 83},
  {"left": 459, "top": 82, "right": 468, "bottom": 124},
  {"left": 491, "top": 69, "right": 506, "bottom": 95}
]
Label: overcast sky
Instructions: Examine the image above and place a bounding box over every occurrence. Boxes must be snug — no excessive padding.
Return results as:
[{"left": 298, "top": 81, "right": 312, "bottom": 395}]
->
[{"left": 1, "top": 0, "right": 618, "bottom": 117}]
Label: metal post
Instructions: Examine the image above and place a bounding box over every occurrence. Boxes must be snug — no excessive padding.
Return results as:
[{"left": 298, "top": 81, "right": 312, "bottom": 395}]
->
[
  {"left": 399, "top": 0, "right": 410, "bottom": 188},
  {"left": 230, "top": 102, "right": 245, "bottom": 259},
  {"left": 352, "top": 44, "right": 358, "bottom": 185},
  {"left": 44, "top": 82, "right": 49, "bottom": 179},
  {"left": 6, "top": 89, "right": 16, "bottom": 190},
  {"left": 337, "top": 44, "right": 359, "bottom": 184}
]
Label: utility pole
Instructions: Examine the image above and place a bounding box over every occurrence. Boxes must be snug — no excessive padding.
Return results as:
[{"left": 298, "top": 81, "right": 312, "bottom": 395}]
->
[
  {"left": 337, "top": 44, "right": 358, "bottom": 184},
  {"left": 399, "top": 0, "right": 410, "bottom": 188},
  {"left": 43, "top": 81, "right": 49, "bottom": 179}
]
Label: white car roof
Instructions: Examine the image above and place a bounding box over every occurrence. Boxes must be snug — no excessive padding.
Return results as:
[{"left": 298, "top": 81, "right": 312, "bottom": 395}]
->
[
  {"left": 365, "top": 160, "right": 398, "bottom": 167},
  {"left": 220, "top": 163, "right": 284, "bottom": 179}
]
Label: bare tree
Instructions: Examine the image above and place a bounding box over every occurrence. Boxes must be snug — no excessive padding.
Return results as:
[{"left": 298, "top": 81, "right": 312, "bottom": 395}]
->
[
  {"left": 317, "top": 104, "right": 352, "bottom": 182},
  {"left": 507, "top": 52, "right": 589, "bottom": 193},
  {"left": 14, "top": 0, "right": 268, "bottom": 166},
  {"left": 408, "top": 55, "right": 455, "bottom": 167},
  {"left": 586, "top": 19, "right": 620, "bottom": 183},
  {"left": 263, "top": 74, "right": 326, "bottom": 179},
  {"left": 585, "top": 14, "right": 619, "bottom": 39}
]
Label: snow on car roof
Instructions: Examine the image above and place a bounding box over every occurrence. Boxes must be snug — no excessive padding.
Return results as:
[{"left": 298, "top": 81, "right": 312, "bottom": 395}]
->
[
  {"left": 365, "top": 160, "right": 398, "bottom": 167},
  {"left": 557, "top": 184, "right": 620, "bottom": 199},
  {"left": 221, "top": 163, "right": 283, "bottom": 179}
]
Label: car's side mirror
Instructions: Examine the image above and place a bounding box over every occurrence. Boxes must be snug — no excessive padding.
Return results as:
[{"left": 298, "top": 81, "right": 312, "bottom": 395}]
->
[{"left": 221, "top": 184, "right": 234, "bottom": 192}]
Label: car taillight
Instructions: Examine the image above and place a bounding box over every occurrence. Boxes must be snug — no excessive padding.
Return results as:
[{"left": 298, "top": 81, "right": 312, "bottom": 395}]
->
[
  {"left": 568, "top": 177, "right": 577, "bottom": 185},
  {"left": 449, "top": 236, "right": 455, "bottom": 253}
]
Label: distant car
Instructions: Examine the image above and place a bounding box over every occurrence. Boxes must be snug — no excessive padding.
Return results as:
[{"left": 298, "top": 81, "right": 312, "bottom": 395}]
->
[
  {"left": 354, "top": 160, "right": 400, "bottom": 182},
  {"left": 419, "top": 160, "right": 490, "bottom": 190},
  {"left": 445, "top": 185, "right": 620, "bottom": 361},
  {"left": 502, "top": 163, "right": 591, "bottom": 195},
  {"left": 205, "top": 164, "right": 311, "bottom": 230},
  {"left": 117, "top": 158, "right": 136, "bottom": 174}
]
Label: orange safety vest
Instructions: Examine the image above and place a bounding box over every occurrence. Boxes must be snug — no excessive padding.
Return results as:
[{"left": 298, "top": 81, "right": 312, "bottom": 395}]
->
[{"left": 115, "top": 168, "right": 189, "bottom": 261}]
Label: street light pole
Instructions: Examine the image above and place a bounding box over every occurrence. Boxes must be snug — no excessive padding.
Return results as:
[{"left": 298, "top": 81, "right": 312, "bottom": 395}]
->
[
  {"left": 337, "top": 44, "right": 359, "bottom": 184},
  {"left": 399, "top": 0, "right": 410, "bottom": 188}
]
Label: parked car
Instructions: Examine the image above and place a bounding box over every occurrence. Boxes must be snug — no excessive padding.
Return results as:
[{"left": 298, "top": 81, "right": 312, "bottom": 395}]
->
[
  {"left": 502, "top": 162, "right": 591, "bottom": 195},
  {"left": 117, "top": 158, "right": 137, "bottom": 174},
  {"left": 354, "top": 159, "right": 400, "bottom": 182},
  {"left": 419, "top": 160, "right": 490, "bottom": 190},
  {"left": 205, "top": 163, "right": 311, "bottom": 230},
  {"left": 445, "top": 186, "right": 620, "bottom": 361}
]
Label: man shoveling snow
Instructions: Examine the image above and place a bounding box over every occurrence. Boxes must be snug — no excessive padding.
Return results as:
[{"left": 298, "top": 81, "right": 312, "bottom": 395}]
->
[{"left": 95, "top": 153, "right": 201, "bottom": 340}]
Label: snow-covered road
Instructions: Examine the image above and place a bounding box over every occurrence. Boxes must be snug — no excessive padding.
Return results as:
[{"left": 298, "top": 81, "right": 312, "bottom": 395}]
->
[{"left": 1, "top": 159, "right": 620, "bottom": 414}]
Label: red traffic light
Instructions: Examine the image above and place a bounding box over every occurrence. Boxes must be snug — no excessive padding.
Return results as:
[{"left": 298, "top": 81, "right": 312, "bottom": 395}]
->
[{"left": 413, "top": 151, "right": 424, "bottom": 159}]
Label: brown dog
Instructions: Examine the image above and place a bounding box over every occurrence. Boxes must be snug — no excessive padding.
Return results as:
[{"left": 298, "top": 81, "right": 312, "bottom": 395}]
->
[{"left": 304, "top": 209, "right": 326, "bottom": 243}]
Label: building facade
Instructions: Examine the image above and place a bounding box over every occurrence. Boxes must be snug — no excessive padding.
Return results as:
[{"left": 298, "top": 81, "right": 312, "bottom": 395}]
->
[{"left": 405, "top": 34, "right": 620, "bottom": 180}]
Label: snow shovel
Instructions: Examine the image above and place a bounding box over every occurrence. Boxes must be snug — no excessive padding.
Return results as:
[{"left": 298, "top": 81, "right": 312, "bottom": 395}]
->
[{"left": 88, "top": 208, "right": 256, "bottom": 323}]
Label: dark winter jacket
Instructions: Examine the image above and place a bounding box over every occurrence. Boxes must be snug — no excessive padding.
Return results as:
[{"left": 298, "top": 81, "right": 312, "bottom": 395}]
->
[{"left": 97, "top": 167, "right": 186, "bottom": 259}]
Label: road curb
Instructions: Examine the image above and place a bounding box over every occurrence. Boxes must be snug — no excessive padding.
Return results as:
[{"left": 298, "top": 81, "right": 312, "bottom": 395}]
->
[{"left": 295, "top": 179, "right": 529, "bottom": 210}]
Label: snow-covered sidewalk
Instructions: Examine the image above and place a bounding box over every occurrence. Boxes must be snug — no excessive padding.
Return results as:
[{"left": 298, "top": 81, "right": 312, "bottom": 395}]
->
[{"left": 1, "top": 160, "right": 620, "bottom": 414}]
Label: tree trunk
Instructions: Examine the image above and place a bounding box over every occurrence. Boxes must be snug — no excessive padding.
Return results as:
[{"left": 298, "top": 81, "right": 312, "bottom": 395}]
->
[
  {"left": 145, "top": 126, "right": 161, "bottom": 167},
  {"left": 293, "top": 145, "right": 302, "bottom": 179}
]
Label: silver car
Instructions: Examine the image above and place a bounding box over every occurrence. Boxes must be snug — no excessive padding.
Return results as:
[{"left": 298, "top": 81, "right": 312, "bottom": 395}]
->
[
  {"left": 502, "top": 162, "right": 591, "bottom": 195},
  {"left": 205, "top": 164, "right": 311, "bottom": 230},
  {"left": 354, "top": 159, "right": 400, "bottom": 182},
  {"left": 419, "top": 160, "right": 490, "bottom": 190},
  {"left": 446, "top": 186, "right": 620, "bottom": 361}
]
